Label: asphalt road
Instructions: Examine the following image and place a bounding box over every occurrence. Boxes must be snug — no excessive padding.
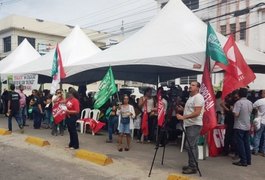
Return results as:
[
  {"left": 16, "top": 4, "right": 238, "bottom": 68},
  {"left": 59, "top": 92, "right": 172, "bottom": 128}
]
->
[
  {"left": 0, "top": 143, "right": 108, "bottom": 180},
  {"left": 1, "top": 116, "right": 265, "bottom": 180}
]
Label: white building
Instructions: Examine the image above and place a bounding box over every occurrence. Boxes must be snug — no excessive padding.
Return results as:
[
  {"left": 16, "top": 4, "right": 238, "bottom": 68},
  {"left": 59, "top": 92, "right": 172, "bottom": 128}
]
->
[
  {"left": 0, "top": 15, "right": 117, "bottom": 59},
  {"left": 156, "top": 0, "right": 265, "bottom": 90},
  {"left": 0, "top": 15, "right": 126, "bottom": 94}
]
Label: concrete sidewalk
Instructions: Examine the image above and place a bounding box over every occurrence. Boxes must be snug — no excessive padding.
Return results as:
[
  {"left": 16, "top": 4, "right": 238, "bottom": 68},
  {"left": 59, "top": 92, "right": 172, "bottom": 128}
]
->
[{"left": 0, "top": 114, "right": 264, "bottom": 180}]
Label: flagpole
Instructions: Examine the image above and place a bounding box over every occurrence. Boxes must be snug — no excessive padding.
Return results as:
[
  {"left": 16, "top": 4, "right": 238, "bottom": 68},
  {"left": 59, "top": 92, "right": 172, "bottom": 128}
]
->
[{"left": 156, "top": 74, "right": 160, "bottom": 143}]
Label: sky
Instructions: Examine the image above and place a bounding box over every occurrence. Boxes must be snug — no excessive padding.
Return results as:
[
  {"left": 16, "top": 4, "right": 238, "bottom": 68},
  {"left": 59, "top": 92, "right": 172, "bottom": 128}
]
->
[{"left": 0, "top": 0, "right": 158, "bottom": 36}]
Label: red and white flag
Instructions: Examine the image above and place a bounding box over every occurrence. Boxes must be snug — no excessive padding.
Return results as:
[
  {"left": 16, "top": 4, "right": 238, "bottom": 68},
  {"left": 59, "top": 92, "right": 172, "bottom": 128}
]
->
[
  {"left": 50, "top": 44, "right": 66, "bottom": 94},
  {"left": 83, "top": 118, "right": 106, "bottom": 134},
  {"left": 52, "top": 102, "right": 67, "bottom": 124},
  {"left": 157, "top": 89, "right": 165, "bottom": 127},
  {"left": 200, "top": 58, "right": 217, "bottom": 135},
  {"left": 221, "top": 35, "right": 256, "bottom": 99}
]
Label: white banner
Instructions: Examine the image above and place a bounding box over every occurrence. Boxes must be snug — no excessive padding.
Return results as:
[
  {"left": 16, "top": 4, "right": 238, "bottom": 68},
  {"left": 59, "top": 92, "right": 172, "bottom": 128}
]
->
[{"left": 11, "top": 74, "right": 38, "bottom": 91}]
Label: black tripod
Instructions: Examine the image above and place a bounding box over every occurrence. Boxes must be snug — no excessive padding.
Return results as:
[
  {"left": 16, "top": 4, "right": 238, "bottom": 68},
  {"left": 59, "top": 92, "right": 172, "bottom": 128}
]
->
[
  {"left": 148, "top": 121, "right": 202, "bottom": 177},
  {"left": 148, "top": 121, "right": 168, "bottom": 177},
  {"left": 148, "top": 99, "right": 177, "bottom": 177}
]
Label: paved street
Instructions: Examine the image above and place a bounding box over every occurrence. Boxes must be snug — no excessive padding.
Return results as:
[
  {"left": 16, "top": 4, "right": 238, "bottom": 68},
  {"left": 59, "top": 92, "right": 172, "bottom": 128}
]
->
[{"left": 0, "top": 115, "right": 265, "bottom": 180}]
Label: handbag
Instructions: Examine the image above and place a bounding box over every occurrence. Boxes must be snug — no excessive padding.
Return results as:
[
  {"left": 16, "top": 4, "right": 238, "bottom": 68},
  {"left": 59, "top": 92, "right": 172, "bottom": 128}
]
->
[{"left": 121, "top": 117, "right": 130, "bottom": 124}]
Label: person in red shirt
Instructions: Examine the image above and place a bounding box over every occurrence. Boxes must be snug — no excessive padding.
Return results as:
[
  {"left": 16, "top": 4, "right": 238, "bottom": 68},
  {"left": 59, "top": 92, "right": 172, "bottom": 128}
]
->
[{"left": 65, "top": 88, "right": 80, "bottom": 150}]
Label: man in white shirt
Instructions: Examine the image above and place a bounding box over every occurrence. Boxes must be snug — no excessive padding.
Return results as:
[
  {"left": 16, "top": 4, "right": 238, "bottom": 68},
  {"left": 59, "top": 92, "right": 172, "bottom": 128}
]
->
[
  {"left": 253, "top": 90, "right": 265, "bottom": 156},
  {"left": 177, "top": 81, "right": 204, "bottom": 174}
]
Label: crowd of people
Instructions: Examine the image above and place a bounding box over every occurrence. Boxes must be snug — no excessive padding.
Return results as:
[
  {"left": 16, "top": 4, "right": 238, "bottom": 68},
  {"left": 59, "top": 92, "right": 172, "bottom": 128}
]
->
[
  {"left": 219, "top": 88, "right": 265, "bottom": 165},
  {"left": 1, "top": 85, "right": 81, "bottom": 150},
  {"left": 1, "top": 82, "right": 265, "bottom": 175}
]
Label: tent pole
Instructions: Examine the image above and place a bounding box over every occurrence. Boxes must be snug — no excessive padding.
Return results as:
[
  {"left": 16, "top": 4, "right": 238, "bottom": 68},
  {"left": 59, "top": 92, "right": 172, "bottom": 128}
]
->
[
  {"left": 157, "top": 74, "right": 160, "bottom": 90},
  {"left": 0, "top": 75, "right": 2, "bottom": 95},
  {"left": 59, "top": 83, "right": 63, "bottom": 90}
]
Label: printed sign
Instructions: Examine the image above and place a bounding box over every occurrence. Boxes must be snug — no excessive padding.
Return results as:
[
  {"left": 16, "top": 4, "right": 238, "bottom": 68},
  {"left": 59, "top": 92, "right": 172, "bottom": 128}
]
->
[{"left": 10, "top": 74, "right": 38, "bottom": 90}]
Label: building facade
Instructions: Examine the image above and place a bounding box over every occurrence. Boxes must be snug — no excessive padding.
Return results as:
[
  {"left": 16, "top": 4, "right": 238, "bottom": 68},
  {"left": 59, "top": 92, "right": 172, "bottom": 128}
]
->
[{"left": 0, "top": 15, "right": 110, "bottom": 59}]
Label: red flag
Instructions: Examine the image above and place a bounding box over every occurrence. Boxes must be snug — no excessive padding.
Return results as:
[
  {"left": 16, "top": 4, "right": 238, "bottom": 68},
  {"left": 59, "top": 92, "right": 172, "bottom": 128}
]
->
[
  {"left": 52, "top": 102, "right": 66, "bottom": 124},
  {"left": 141, "top": 102, "right": 149, "bottom": 136},
  {"left": 157, "top": 89, "right": 165, "bottom": 127},
  {"left": 83, "top": 118, "right": 105, "bottom": 134},
  {"left": 200, "top": 58, "right": 217, "bottom": 135},
  {"left": 222, "top": 35, "right": 256, "bottom": 99}
]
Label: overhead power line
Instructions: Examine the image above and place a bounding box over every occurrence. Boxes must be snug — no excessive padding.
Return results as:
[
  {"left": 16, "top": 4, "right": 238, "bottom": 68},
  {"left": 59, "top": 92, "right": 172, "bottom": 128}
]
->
[{"left": 204, "top": 2, "right": 265, "bottom": 22}]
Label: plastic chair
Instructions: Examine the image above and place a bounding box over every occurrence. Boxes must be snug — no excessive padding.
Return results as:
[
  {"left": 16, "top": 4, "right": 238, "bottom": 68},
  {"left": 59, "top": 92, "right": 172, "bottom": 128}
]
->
[
  {"left": 76, "top": 108, "right": 91, "bottom": 133},
  {"left": 90, "top": 109, "right": 100, "bottom": 120},
  {"left": 84, "top": 109, "right": 101, "bottom": 135}
]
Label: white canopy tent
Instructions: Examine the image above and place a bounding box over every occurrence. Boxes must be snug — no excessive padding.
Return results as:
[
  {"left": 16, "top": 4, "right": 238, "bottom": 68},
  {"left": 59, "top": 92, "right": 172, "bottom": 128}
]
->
[
  {"left": 0, "top": 39, "right": 40, "bottom": 74},
  {"left": 5, "top": 26, "right": 101, "bottom": 81},
  {"left": 62, "top": 0, "right": 265, "bottom": 84}
]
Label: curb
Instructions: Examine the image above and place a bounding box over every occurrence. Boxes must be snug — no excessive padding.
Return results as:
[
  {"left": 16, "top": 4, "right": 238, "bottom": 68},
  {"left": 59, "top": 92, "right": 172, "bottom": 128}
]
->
[
  {"left": 25, "top": 136, "right": 50, "bottom": 147},
  {"left": 167, "top": 173, "right": 192, "bottom": 180},
  {"left": 75, "top": 149, "right": 113, "bottom": 166},
  {"left": 0, "top": 128, "right": 11, "bottom": 135}
]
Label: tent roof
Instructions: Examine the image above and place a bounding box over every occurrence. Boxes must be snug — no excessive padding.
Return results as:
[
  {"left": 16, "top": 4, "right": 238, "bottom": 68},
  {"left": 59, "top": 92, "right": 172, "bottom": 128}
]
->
[
  {"left": 5, "top": 26, "right": 101, "bottom": 76},
  {"left": 0, "top": 39, "right": 40, "bottom": 74},
  {"left": 64, "top": 0, "right": 265, "bottom": 84}
]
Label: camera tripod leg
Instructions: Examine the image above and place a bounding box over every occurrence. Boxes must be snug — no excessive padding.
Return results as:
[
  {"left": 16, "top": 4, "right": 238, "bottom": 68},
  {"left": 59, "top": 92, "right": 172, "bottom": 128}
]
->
[
  {"left": 181, "top": 124, "right": 202, "bottom": 177},
  {"left": 148, "top": 145, "right": 159, "bottom": 177},
  {"left": 161, "top": 144, "right": 166, "bottom": 165}
]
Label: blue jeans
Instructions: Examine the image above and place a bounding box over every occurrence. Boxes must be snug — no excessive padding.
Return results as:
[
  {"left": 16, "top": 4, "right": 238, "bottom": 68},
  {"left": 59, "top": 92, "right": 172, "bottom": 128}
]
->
[
  {"left": 119, "top": 122, "right": 130, "bottom": 134},
  {"left": 234, "top": 129, "right": 251, "bottom": 164},
  {"left": 19, "top": 106, "right": 27, "bottom": 126},
  {"left": 44, "top": 109, "right": 52, "bottom": 125},
  {"left": 8, "top": 111, "right": 22, "bottom": 131},
  {"left": 253, "top": 124, "right": 265, "bottom": 153},
  {"left": 33, "top": 111, "right": 41, "bottom": 129},
  {"left": 108, "top": 116, "right": 118, "bottom": 140}
]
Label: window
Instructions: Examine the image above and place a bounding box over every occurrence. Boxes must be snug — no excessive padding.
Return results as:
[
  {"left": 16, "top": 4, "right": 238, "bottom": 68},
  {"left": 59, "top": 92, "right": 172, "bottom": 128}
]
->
[
  {"left": 3, "top": 36, "right": 11, "bottom": 52},
  {"left": 230, "top": 23, "right": 236, "bottom": 39},
  {"left": 180, "top": 75, "right": 197, "bottom": 85},
  {"left": 239, "top": 22, "right": 246, "bottom": 40},
  {"left": 220, "top": 25, "right": 227, "bottom": 36},
  {"left": 18, "top": 36, "right": 35, "bottom": 48},
  {"left": 182, "top": 0, "right": 199, "bottom": 10}
]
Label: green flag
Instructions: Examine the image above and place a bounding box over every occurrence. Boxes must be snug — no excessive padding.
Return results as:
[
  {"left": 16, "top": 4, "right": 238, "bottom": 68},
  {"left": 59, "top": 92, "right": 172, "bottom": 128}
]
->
[
  {"left": 94, "top": 67, "right": 117, "bottom": 109},
  {"left": 206, "top": 23, "right": 228, "bottom": 66},
  {"left": 51, "top": 49, "right": 59, "bottom": 77}
]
